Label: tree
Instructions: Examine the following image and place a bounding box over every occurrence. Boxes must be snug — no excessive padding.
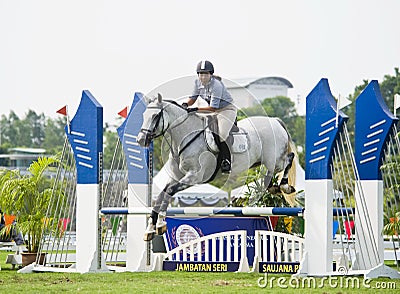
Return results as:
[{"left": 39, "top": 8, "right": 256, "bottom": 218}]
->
[
  {"left": 42, "top": 117, "right": 66, "bottom": 154},
  {"left": 0, "top": 156, "right": 62, "bottom": 253},
  {"left": 25, "top": 110, "right": 46, "bottom": 147},
  {"left": 103, "top": 126, "right": 120, "bottom": 170}
]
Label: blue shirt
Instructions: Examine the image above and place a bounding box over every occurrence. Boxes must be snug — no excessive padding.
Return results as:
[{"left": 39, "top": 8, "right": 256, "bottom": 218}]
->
[{"left": 190, "top": 77, "right": 233, "bottom": 109}]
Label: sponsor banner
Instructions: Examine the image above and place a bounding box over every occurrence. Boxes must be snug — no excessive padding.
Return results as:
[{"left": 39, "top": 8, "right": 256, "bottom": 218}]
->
[
  {"left": 259, "top": 262, "right": 300, "bottom": 274},
  {"left": 163, "top": 261, "right": 240, "bottom": 272},
  {"left": 165, "top": 216, "right": 271, "bottom": 265}
]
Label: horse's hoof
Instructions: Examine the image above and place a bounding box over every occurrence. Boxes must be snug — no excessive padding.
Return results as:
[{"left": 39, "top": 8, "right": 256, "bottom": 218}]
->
[
  {"left": 143, "top": 232, "right": 155, "bottom": 241},
  {"left": 280, "top": 184, "right": 296, "bottom": 194},
  {"left": 156, "top": 223, "right": 167, "bottom": 235},
  {"left": 268, "top": 185, "right": 281, "bottom": 194}
]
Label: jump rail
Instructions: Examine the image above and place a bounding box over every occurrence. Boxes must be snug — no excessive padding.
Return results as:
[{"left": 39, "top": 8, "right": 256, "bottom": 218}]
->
[{"left": 100, "top": 206, "right": 354, "bottom": 217}]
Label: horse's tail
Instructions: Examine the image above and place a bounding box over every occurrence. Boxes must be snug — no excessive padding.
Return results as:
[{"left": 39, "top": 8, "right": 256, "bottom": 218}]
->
[{"left": 277, "top": 118, "right": 298, "bottom": 206}]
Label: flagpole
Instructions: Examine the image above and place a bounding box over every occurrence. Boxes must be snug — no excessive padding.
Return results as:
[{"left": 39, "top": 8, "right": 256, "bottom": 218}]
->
[
  {"left": 335, "top": 95, "right": 340, "bottom": 128},
  {"left": 394, "top": 94, "right": 400, "bottom": 117},
  {"left": 66, "top": 105, "right": 71, "bottom": 134}
]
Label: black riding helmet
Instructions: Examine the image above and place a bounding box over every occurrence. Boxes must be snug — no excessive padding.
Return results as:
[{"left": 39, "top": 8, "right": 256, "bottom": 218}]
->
[{"left": 196, "top": 60, "right": 214, "bottom": 75}]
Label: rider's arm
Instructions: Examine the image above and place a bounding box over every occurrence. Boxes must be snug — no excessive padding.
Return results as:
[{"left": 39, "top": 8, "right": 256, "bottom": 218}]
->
[
  {"left": 186, "top": 98, "right": 196, "bottom": 106},
  {"left": 198, "top": 105, "right": 217, "bottom": 112},
  {"left": 198, "top": 79, "right": 223, "bottom": 112}
]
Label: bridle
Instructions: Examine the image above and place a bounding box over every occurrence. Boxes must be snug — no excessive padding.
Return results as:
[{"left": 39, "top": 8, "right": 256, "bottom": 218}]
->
[
  {"left": 139, "top": 100, "right": 206, "bottom": 158},
  {"left": 139, "top": 105, "right": 166, "bottom": 142},
  {"left": 139, "top": 100, "right": 188, "bottom": 145}
]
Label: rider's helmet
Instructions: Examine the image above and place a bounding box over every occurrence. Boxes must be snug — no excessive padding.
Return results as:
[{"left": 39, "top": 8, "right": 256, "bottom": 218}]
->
[{"left": 196, "top": 60, "right": 214, "bottom": 75}]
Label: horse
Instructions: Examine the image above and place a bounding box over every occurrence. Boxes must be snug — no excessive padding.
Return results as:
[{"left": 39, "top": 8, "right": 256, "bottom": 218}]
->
[{"left": 137, "top": 94, "right": 297, "bottom": 241}]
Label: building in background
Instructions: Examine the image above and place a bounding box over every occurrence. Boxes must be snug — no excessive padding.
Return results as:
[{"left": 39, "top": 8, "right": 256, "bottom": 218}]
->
[
  {"left": 223, "top": 77, "right": 293, "bottom": 108},
  {"left": 0, "top": 147, "right": 46, "bottom": 168}
]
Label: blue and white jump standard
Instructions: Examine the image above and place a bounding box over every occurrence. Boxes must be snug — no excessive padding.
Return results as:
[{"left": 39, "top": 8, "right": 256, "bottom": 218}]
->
[
  {"left": 299, "top": 78, "right": 348, "bottom": 276},
  {"left": 67, "top": 90, "right": 107, "bottom": 273},
  {"left": 354, "top": 81, "right": 400, "bottom": 278},
  {"left": 116, "top": 92, "right": 156, "bottom": 271}
]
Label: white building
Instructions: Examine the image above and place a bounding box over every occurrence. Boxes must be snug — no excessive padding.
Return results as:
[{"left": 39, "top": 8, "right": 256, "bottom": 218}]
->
[{"left": 223, "top": 77, "right": 293, "bottom": 109}]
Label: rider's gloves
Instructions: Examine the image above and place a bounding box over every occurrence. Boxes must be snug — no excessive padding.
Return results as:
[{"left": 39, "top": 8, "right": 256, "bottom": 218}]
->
[
  {"left": 187, "top": 107, "right": 198, "bottom": 113},
  {"left": 181, "top": 102, "right": 188, "bottom": 109}
]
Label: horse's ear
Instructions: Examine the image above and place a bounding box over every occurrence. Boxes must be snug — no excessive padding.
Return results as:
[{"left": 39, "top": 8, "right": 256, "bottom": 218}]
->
[
  {"left": 157, "top": 93, "right": 163, "bottom": 104},
  {"left": 143, "top": 95, "right": 152, "bottom": 104}
]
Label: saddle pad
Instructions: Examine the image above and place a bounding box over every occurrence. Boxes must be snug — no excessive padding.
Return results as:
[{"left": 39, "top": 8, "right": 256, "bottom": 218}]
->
[
  {"left": 205, "top": 129, "right": 248, "bottom": 154},
  {"left": 231, "top": 133, "right": 248, "bottom": 153}
]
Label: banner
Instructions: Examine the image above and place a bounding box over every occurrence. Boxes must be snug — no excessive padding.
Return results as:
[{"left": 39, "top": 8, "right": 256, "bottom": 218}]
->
[{"left": 164, "top": 216, "right": 272, "bottom": 265}]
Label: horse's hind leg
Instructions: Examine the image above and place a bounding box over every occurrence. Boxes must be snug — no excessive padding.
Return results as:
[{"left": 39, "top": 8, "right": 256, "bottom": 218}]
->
[
  {"left": 279, "top": 152, "right": 296, "bottom": 194},
  {"left": 265, "top": 170, "right": 280, "bottom": 194}
]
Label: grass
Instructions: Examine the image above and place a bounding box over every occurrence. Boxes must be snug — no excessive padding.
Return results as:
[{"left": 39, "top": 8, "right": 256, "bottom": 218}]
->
[{"left": 0, "top": 251, "right": 400, "bottom": 293}]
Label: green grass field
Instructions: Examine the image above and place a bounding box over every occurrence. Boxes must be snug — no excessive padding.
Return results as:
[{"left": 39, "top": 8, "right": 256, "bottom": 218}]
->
[{"left": 0, "top": 251, "right": 399, "bottom": 293}]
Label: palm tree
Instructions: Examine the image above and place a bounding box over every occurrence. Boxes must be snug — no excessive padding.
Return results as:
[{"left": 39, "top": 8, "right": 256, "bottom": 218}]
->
[{"left": 0, "top": 156, "right": 61, "bottom": 253}]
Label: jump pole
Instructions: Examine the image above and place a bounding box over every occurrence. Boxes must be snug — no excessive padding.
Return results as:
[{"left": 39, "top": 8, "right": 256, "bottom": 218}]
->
[{"left": 100, "top": 206, "right": 354, "bottom": 217}]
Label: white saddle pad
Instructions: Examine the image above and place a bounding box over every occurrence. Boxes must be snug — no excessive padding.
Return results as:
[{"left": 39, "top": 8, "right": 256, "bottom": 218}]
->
[{"left": 205, "top": 129, "right": 248, "bottom": 154}]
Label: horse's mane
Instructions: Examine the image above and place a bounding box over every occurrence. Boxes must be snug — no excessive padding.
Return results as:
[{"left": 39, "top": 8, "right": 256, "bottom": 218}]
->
[{"left": 163, "top": 99, "right": 186, "bottom": 109}]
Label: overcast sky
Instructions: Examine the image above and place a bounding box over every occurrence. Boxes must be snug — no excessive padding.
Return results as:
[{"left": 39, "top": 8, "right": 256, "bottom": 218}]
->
[{"left": 1, "top": 0, "right": 399, "bottom": 125}]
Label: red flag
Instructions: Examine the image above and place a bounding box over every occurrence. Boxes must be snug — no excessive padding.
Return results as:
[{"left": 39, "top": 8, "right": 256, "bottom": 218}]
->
[
  {"left": 56, "top": 105, "right": 67, "bottom": 116},
  {"left": 118, "top": 106, "right": 128, "bottom": 118}
]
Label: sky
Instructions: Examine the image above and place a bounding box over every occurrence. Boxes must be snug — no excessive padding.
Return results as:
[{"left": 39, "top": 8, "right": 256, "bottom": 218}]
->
[{"left": 1, "top": 0, "right": 399, "bottom": 125}]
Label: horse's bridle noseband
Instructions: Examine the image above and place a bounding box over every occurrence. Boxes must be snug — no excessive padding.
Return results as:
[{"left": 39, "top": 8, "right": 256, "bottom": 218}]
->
[{"left": 139, "top": 106, "right": 166, "bottom": 142}]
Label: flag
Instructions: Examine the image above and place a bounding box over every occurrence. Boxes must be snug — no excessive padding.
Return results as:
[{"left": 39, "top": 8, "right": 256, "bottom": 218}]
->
[
  {"left": 335, "top": 94, "right": 352, "bottom": 128},
  {"left": 56, "top": 105, "right": 70, "bottom": 133},
  {"left": 394, "top": 94, "right": 400, "bottom": 115},
  {"left": 338, "top": 94, "right": 352, "bottom": 110},
  {"left": 56, "top": 105, "right": 67, "bottom": 116},
  {"left": 118, "top": 106, "right": 128, "bottom": 118}
]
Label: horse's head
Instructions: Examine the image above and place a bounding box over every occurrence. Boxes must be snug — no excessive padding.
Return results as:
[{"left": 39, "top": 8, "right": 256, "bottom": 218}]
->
[{"left": 137, "top": 93, "right": 188, "bottom": 147}]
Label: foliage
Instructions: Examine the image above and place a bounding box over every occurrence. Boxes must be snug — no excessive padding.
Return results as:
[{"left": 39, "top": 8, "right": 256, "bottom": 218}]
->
[
  {"left": 233, "top": 166, "right": 289, "bottom": 208},
  {"left": 383, "top": 211, "right": 400, "bottom": 237},
  {"left": 0, "top": 156, "right": 62, "bottom": 252},
  {"left": 103, "top": 128, "right": 120, "bottom": 170},
  {"left": 231, "top": 166, "right": 304, "bottom": 235},
  {"left": 42, "top": 117, "right": 67, "bottom": 154}
]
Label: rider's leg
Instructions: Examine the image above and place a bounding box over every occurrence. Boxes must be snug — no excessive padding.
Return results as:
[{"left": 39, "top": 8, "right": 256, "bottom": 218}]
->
[
  {"left": 216, "top": 106, "right": 236, "bottom": 174},
  {"left": 219, "top": 139, "right": 231, "bottom": 173}
]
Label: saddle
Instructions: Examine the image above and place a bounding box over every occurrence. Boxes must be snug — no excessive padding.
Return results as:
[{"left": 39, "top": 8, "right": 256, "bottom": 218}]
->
[{"left": 204, "top": 115, "right": 248, "bottom": 154}]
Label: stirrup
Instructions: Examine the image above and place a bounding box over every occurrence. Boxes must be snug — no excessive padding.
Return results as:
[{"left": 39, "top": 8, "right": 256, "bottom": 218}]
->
[
  {"left": 143, "top": 218, "right": 155, "bottom": 241},
  {"left": 156, "top": 212, "right": 167, "bottom": 235}
]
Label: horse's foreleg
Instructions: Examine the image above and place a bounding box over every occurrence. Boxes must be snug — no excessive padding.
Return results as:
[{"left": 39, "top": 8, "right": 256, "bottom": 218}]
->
[
  {"left": 144, "top": 185, "right": 175, "bottom": 241},
  {"left": 148, "top": 180, "right": 192, "bottom": 238}
]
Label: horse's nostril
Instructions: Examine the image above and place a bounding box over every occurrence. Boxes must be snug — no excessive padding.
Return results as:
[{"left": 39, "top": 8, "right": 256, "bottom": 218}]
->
[{"left": 137, "top": 132, "right": 146, "bottom": 146}]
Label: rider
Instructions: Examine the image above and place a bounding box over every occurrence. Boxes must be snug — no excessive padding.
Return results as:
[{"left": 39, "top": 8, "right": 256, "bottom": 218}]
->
[{"left": 182, "top": 60, "right": 237, "bottom": 174}]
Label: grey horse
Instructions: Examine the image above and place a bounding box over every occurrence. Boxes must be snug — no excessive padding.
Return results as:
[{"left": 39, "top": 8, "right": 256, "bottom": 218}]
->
[{"left": 137, "top": 94, "right": 297, "bottom": 241}]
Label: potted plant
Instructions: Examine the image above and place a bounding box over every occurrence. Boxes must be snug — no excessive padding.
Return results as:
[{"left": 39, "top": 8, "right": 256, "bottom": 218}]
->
[{"left": 0, "top": 156, "right": 61, "bottom": 266}]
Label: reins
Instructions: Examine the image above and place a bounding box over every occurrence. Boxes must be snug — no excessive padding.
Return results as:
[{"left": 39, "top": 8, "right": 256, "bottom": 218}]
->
[{"left": 150, "top": 100, "right": 210, "bottom": 159}]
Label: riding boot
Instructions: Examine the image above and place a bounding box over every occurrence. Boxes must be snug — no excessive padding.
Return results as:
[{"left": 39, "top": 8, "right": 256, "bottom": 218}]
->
[{"left": 219, "top": 140, "right": 231, "bottom": 174}]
